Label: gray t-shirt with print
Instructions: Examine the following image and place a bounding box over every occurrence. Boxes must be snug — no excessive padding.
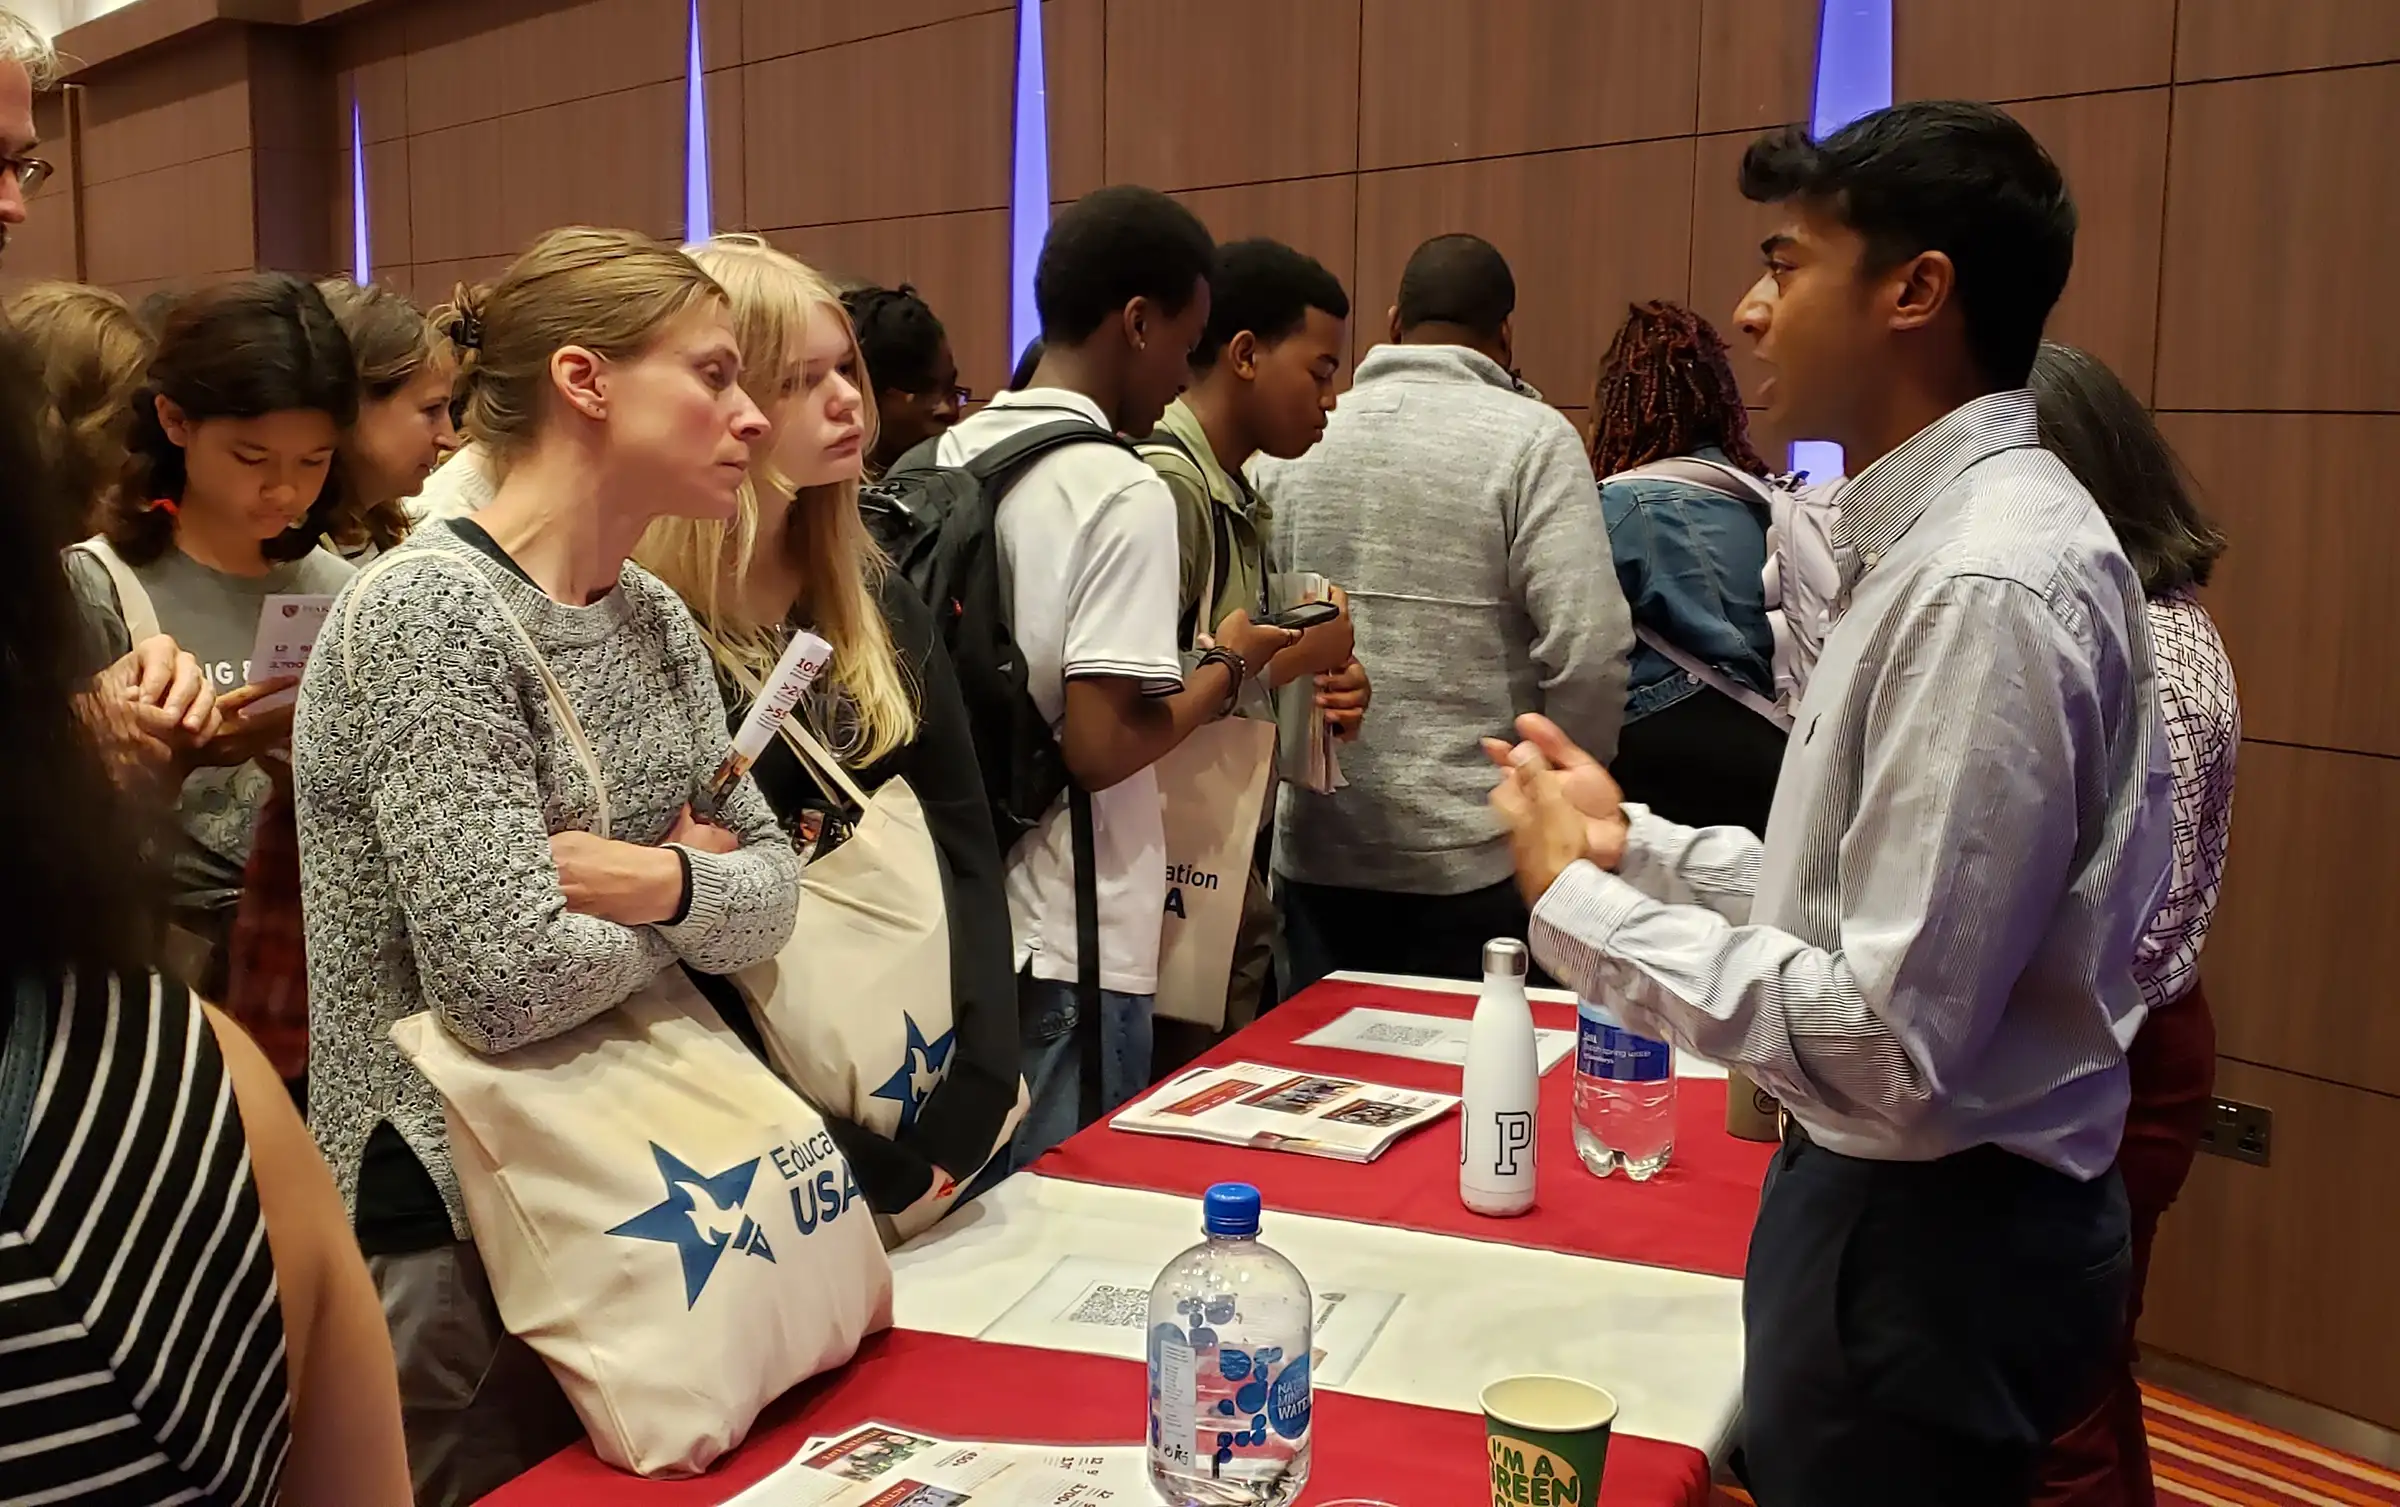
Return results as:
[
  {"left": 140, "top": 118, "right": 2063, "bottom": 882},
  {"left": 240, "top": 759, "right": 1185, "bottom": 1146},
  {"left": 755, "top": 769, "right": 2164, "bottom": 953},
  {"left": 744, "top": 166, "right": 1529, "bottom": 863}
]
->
[{"left": 66, "top": 542, "right": 355, "bottom": 919}]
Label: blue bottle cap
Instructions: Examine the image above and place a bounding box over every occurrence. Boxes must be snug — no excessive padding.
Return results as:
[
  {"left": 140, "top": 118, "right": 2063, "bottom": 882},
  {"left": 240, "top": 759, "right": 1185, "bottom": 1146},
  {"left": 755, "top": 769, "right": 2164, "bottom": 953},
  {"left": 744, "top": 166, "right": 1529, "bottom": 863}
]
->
[{"left": 1203, "top": 1182, "right": 1262, "bottom": 1237}]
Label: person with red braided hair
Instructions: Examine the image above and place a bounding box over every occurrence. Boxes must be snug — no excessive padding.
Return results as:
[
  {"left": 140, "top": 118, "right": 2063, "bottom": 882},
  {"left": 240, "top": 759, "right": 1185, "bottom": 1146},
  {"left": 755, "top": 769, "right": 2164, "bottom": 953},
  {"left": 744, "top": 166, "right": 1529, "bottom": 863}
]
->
[{"left": 1588, "top": 299, "right": 1787, "bottom": 835}]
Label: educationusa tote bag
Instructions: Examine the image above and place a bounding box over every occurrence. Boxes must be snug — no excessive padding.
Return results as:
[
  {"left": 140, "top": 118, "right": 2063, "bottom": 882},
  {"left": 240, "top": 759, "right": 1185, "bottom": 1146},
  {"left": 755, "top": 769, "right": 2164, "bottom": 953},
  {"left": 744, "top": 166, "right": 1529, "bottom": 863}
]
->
[
  {"left": 731, "top": 714, "right": 1022, "bottom": 1243},
  {"left": 1152, "top": 715, "right": 1278, "bottom": 1028},
  {"left": 392, "top": 972, "right": 892, "bottom": 1477}
]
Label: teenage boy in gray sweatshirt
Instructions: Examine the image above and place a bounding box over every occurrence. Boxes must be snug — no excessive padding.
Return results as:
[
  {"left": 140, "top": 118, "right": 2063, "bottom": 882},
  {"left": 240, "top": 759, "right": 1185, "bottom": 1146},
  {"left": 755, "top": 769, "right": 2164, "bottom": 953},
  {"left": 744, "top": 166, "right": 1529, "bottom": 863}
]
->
[{"left": 1256, "top": 233, "right": 1631, "bottom": 987}]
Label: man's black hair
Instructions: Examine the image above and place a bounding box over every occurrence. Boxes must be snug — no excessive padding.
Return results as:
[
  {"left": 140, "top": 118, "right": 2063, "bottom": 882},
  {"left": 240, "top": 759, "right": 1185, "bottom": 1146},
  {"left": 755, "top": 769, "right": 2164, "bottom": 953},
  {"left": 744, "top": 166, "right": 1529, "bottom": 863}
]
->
[
  {"left": 1739, "top": 99, "right": 2076, "bottom": 390},
  {"left": 1034, "top": 185, "right": 1215, "bottom": 344},
  {"left": 1394, "top": 234, "right": 1514, "bottom": 338},
  {"left": 841, "top": 283, "right": 948, "bottom": 396},
  {"left": 1191, "top": 239, "right": 1351, "bottom": 374}
]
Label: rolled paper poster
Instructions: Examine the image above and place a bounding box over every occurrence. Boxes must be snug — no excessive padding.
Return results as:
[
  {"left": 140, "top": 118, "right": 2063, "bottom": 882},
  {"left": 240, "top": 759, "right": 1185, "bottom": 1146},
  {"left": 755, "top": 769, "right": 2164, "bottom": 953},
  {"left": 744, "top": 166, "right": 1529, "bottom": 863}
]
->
[{"left": 706, "top": 628, "right": 833, "bottom": 804}]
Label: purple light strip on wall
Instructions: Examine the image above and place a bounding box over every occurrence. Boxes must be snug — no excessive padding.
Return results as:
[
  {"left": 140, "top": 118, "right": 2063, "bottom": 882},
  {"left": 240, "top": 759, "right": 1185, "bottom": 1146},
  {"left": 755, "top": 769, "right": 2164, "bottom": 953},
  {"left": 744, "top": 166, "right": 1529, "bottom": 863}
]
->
[
  {"left": 685, "top": 0, "right": 712, "bottom": 242},
  {"left": 1790, "top": 0, "right": 1892, "bottom": 483},
  {"left": 1008, "top": 0, "right": 1049, "bottom": 366},
  {"left": 351, "top": 100, "right": 370, "bottom": 283}
]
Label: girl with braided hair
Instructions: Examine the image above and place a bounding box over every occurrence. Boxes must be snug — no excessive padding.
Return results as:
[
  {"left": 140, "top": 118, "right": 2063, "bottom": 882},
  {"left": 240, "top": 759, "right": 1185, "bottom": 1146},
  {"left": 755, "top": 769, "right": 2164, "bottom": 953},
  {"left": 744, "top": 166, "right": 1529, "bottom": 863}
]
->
[{"left": 1589, "top": 299, "right": 1787, "bottom": 835}]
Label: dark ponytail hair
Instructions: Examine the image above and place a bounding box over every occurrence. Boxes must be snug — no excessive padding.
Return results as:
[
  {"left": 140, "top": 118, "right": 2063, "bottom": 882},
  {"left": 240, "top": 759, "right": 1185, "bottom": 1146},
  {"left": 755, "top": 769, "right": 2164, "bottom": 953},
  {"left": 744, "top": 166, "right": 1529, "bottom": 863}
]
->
[
  {"left": 2030, "top": 342, "right": 2227, "bottom": 596},
  {"left": 106, "top": 273, "right": 359, "bottom": 566}
]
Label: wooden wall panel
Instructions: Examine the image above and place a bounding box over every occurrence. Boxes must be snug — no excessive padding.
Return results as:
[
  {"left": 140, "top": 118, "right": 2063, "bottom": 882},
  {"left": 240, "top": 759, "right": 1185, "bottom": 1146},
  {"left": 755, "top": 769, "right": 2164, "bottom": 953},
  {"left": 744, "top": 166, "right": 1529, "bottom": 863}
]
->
[
  {"left": 1696, "top": 0, "right": 1815, "bottom": 134},
  {"left": 1355, "top": 138, "right": 1695, "bottom": 411},
  {"left": 331, "top": 2, "right": 408, "bottom": 141},
  {"left": 744, "top": 10, "right": 1013, "bottom": 228},
  {"left": 1357, "top": 0, "right": 1699, "bottom": 171},
  {"left": 2176, "top": 0, "right": 2400, "bottom": 83},
  {"left": 82, "top": 149, "right": 252, "bottom": 287},
  {"left": 2155, "top": 66, "right": 2400, "bottom": 414},
  {"left": 2143, "top": 1058, "right": 2400, "bottom": 1430},
  {"left": 75, "top": 28, "right": 249, "bottom": 187},
  {"left": 705, "top": 66, "right": 744, "bottom": 234},
  {"left": 250, "top": 28, "right": 337, "bottom": 275},
  {"left": 330, "top": 135, "right": 413, "bottom": 275},
  {"left": 1172, "top": 175, "right": 1359, "bottom": 374},
  {"left": 1894, "top": 0, "right": 2174, "bottom": 103},
  {"left": 1102, "top": 0, "right": 1359, "bottom": 192},
  {"left": 2163, "top": 413, "right": 2400, "bottom": 759},
  {"left": 742, "top": 0, "right": 1004, "bottom": 65},
  {"left": 7, "top": 90, "right": 81, "bottom": 285},
  {"left": 401, "top": 0, "right": 683, "bottom": 135},
  {"left": 1687, "top": 129, "right": 1781, "bottom": 412},
  {"left": 699, "top": 0, "right": 740, "bottom": 71},
  {"left": 410, "top": 80, "right": 682, "bottom": 262},
  {"left": 2192, "top": 738, "right": 2400, "bottom": 1100},
  {"left": 1043, "top": 0, "right": 1104, "bottom": 202},
  {"left": 2007, "top": 90, "right": 2168, "bottom": 401},
  {"left": 771, "top": 209, "right": 1011, "bottom": 398}
]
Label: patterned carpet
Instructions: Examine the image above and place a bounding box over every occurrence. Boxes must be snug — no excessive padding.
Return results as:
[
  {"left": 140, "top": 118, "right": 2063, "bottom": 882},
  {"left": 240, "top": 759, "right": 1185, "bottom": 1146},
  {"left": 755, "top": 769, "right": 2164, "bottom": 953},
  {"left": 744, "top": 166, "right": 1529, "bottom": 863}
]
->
[
  {"left": 2143, "top": 1384, "right": 2400, "bottom": 1507},
  {"left": 1707, "top": 1385, "right": 2400, "bottom": 1506}
]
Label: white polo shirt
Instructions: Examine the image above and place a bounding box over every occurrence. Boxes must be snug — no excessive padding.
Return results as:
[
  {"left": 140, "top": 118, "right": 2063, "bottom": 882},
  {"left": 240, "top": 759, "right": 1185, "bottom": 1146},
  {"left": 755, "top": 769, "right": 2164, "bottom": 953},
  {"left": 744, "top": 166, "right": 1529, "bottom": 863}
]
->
[{"left": 936, "top": 389, "right": 1184, "bottom": 996}]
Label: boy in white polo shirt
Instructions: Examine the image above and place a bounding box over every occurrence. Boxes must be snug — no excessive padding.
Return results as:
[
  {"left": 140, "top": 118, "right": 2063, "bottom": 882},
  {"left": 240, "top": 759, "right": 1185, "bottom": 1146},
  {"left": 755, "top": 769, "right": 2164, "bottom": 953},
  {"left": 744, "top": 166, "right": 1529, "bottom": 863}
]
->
[{"left": 938, "top": 186, "right": 1298, "bottom": 1166}]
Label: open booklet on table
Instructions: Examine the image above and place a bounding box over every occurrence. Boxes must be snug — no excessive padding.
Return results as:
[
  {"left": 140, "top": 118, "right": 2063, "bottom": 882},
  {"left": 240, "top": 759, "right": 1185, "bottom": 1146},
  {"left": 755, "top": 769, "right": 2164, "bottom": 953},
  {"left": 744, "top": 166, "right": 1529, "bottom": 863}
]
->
[
  {"left": 1108, "top": 1061, "right": 1458, "bottom": 1164},
  {"left": 723, "top": 1422, "right": 1148, "bottom": 1506}
]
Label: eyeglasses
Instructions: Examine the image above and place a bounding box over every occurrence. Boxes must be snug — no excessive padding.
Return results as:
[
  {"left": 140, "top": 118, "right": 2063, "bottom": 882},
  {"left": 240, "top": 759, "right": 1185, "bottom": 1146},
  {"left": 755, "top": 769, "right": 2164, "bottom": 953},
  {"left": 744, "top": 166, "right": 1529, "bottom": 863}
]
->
[
  {"left": 936, "top": 384, "right": 972, "bottom": 410},
  {"left": 2, "top": 154, "right": 52, "bottom": 195}
]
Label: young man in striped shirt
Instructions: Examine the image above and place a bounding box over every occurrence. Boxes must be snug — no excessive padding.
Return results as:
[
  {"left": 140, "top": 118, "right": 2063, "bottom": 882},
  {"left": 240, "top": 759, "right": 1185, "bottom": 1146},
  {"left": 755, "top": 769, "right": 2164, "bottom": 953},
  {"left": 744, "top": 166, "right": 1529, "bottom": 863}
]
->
[{"left": 1490, "top": 100, "right": 2173, "bottom": 1507}]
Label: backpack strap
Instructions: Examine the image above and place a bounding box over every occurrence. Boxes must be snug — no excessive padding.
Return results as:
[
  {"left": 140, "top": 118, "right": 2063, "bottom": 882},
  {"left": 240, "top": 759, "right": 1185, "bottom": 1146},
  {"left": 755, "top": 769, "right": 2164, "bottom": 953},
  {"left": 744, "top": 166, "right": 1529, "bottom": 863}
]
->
[
  {"left": 72, "top": 537, "right": 162, "bottom": 644},
  {"left": 1139, "top": 428, "right": 1237, "bottom": 649},
  {"left": 1633, "top": 626, "right": 1793, "bottom": 731},
  {"left": 1071, "top": 785, "right": 1103, "bottom": 1126},
  {"left": 0, "top": 974, "right": 52, "bottom": 1209},
  {"left": 961, "top": 417, "right": 1133, "bottom": 489},
  {"left": 1606, "top": 457, "right": 1780, "bottom": 512}
]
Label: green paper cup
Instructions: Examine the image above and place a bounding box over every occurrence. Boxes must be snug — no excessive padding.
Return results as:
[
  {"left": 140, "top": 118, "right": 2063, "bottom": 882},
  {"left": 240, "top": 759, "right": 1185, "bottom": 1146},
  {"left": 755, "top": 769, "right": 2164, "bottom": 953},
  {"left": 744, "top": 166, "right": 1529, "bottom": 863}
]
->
[{"left": 1481, "top": 1374, "right": 1617, "bottom": 1507}]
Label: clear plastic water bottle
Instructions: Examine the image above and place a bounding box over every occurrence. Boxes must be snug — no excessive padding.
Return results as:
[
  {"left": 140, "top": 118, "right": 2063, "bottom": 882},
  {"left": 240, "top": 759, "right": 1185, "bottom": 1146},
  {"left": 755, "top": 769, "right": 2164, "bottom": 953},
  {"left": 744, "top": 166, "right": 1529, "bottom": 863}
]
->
[
  {"left": 1147, "top": 1183, "right": 1313, "bottom": 1506},
  {"left": 1573, "top": 995, "right": 1677, "bottom": 1179}
]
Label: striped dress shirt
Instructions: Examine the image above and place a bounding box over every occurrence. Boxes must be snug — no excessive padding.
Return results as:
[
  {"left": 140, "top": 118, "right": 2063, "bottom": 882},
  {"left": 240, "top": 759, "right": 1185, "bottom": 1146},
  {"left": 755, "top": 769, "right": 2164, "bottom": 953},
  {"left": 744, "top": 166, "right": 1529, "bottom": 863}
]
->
[{"left": 1530, "top": 390, "right": 2173, "bottom": 1179}]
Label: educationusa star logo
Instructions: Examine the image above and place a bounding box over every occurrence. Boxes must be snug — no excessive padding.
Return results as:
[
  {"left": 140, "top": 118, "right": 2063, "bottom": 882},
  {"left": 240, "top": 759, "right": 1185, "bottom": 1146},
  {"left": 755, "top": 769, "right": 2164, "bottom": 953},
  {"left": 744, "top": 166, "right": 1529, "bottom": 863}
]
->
[
  {"left": 870, "top": 1014, "right": 954, "bottom": 1132},
  {"left": 607, "top": 1143, "right": 776, "bottom": 1308}
]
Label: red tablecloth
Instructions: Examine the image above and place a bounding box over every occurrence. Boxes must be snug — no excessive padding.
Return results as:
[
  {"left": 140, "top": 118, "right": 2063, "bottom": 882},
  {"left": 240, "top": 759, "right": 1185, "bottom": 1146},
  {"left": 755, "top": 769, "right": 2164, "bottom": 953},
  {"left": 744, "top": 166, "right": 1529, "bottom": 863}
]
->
[
  {"left": 485, "top": 1328, "right": 1712, "bottom": 1506},
  {"left": 1037, "top": 978, "right": 1774, "bottom": 1280}
]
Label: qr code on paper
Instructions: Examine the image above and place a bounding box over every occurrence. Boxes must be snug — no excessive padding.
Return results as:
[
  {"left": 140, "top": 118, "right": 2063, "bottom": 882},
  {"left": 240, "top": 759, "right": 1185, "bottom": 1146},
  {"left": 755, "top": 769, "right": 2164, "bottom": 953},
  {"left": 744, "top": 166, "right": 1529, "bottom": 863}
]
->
[
  {"left": 1063, "top": 1283, "right": 1152, "bottom": 1328},
  {"left": 1357, "top": 1022, "right": 1445, "bottom": 1048}
]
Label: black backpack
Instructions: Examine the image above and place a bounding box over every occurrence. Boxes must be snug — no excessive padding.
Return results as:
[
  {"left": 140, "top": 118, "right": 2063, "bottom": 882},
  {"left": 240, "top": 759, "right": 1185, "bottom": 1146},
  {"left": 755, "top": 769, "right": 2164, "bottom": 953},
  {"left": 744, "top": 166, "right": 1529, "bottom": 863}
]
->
[{"left": 861, "top": 418, "right": 1134, "bottom": 1121}]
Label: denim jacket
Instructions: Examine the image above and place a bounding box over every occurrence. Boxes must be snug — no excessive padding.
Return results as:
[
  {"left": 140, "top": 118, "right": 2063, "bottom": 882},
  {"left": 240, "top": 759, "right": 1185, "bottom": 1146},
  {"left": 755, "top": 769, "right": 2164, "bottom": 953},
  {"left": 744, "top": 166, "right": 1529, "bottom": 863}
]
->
[{"left": 1603, "top": 447, "right": 1777, "bottom": 723}]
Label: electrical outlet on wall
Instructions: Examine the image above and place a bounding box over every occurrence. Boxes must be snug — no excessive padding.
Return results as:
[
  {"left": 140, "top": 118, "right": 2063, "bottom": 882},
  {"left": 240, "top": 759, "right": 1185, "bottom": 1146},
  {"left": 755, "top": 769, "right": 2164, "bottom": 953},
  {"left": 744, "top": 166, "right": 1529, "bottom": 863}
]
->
[{"left": 2197, "top": 1098, "right": 2273, "bottom": 1167}]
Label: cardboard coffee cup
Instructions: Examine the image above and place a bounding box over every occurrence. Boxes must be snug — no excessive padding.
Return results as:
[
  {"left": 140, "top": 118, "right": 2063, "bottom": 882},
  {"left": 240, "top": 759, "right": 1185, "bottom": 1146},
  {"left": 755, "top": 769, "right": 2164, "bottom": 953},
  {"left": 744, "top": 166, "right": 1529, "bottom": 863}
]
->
[
  {"left": 1482, "top": 1374, "right": 1615, "bottom": 1506},
  {"left": 1725, "top": 1068, "right": 1781, "bottom": 1142}
]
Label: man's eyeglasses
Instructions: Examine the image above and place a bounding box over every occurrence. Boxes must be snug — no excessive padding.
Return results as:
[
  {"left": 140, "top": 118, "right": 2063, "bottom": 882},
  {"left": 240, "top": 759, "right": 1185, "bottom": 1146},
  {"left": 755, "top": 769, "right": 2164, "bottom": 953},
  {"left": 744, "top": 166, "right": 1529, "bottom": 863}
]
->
[
  {"left": 2, "top": 155, "right": 53, "bottom": 195},
  {"left": 930, "top": 384, "right": 973, "bottom": 410}
]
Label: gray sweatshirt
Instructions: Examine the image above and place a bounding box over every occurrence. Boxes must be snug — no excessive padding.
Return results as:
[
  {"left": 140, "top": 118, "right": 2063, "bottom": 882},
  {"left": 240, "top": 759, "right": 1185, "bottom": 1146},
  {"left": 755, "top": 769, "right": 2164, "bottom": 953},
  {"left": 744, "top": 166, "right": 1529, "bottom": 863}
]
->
[
  {"left": 294, "top": 521, "right": 800, "bottom": 1237},
  {"left": 1257, "top": 344, "right": 1631, "bottom": 896}
]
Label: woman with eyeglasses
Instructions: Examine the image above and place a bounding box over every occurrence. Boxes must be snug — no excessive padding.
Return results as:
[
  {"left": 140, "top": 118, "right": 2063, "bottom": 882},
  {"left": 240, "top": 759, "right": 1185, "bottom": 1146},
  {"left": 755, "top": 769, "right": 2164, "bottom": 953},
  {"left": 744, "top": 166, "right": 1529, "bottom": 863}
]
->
[{"left": 840, "top": 283, "right": 968, "bottom": 474}]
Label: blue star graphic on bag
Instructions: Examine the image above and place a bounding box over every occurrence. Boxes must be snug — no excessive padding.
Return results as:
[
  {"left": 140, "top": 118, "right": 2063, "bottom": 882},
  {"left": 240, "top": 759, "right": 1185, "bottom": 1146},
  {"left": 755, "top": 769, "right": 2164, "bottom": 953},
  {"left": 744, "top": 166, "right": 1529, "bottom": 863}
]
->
[
  {"left": 870, "top": 1014, "right": 955, "bottom": 1132},
  {"left": 606, "top": 1143, "right": 776, "bottom": 1309}
]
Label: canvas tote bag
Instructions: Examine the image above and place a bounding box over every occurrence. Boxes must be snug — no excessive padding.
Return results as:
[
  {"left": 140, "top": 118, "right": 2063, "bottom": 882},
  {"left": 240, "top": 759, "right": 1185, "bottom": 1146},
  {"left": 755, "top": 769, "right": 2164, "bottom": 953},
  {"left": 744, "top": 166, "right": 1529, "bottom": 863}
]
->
[
  {"left": 1152, "top": 714, "right": 1278, "bottom": 1028},
  {"left": 730, "top": 713, "right": 1023, "bottom": 1243},
  {"left": 352, "top": 549, "right": 892, "bottom": 1475}
]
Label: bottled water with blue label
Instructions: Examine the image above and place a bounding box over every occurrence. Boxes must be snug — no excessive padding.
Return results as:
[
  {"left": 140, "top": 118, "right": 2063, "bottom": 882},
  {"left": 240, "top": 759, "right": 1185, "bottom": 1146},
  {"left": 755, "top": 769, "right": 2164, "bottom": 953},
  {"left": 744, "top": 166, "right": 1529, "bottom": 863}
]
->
[
  {"left": 1573, "top": 996, "right": 1677, "bottom": 1180},
  {"left": 1147, "top": 1183, "right": 1313, "bottom": 1506}
]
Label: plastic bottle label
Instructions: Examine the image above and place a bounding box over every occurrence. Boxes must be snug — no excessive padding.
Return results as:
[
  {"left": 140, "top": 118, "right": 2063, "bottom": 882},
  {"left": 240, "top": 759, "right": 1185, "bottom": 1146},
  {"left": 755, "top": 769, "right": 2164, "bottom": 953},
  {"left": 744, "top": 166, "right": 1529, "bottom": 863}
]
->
[
  {"left": 1150, "top": 1325, "right": 1197, "bottom": 1470},
  {"left": 1577, "top": 1013, "right": 1672, "bottom": 1083},
  {"left": 1267, "top": 1353, "right": 1312, "bottom": 1440}
]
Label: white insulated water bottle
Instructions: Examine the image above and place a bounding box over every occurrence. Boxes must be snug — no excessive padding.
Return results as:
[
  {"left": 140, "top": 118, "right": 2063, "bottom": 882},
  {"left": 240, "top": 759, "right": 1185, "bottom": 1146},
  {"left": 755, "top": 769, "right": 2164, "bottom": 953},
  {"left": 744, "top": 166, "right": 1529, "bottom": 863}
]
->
[{"left": 1460, "top": 938, "right": 1540, "bottom": 1216}]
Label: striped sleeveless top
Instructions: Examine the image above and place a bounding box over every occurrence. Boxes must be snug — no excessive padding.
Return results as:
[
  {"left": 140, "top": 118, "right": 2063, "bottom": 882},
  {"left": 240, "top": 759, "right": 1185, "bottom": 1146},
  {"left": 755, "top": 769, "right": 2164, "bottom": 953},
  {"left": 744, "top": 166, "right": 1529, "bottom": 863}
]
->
[{"left": 0, "top": 969, "right": 291, "bottom": 1506}]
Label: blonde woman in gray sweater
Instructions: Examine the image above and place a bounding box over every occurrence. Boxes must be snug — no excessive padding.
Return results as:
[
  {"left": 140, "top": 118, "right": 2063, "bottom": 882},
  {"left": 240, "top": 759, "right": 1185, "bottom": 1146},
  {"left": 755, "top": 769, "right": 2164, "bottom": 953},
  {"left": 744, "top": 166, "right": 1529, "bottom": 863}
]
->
[{"left": 291, "top": 227, "right": 798, "bottom": 1504}]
